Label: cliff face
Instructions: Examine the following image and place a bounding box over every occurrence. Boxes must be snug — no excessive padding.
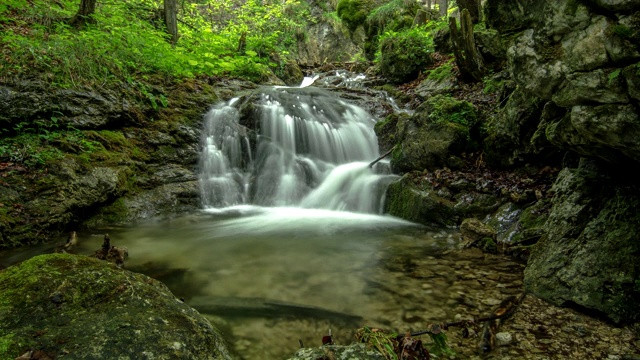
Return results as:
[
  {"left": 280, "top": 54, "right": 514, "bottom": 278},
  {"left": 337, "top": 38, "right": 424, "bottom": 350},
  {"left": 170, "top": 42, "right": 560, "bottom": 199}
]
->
[{"left": 486, "top": 0, "right": 640, "bottom": 323}]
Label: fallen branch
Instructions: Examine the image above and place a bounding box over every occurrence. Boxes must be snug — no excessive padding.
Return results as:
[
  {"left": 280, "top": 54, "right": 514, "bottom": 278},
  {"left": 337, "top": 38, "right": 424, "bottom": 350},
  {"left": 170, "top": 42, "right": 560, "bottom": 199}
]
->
[
  {"left": 410, "top": 292, "right": 527, "bottom": 337},
  {"left": 369, "top": 146, "right": 396, "bottom": 168}
]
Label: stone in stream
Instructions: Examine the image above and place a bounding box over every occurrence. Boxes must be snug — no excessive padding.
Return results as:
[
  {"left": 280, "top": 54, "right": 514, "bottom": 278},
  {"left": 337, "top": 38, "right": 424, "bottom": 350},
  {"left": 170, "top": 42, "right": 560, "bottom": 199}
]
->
[{"left": 0, "top": 253, "right": 231, "bottom": 360}]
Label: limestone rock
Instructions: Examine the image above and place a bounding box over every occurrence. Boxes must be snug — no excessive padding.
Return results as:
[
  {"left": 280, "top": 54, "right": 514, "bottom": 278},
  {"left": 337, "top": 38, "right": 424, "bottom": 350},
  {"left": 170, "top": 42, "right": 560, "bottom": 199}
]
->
[
  {"left": 524, "top": 161, "right": 640, "bottom": 324},
  {"left": 507, "top": 30, "right": 566, "bottom": 99},
  {"left": 0, "top": 253, "right": 232, "bottom": 359},
  {"left": 552, "top": 69, "right": 630, "bottom": 107},
  {"left": 460, "top": 218, "right": 497, "bottom": 249},
  {"left": 584, "top": 0, "right": 640, "bottom": 12},
  {"left": 484, "top": 86, "right": 547, "bottom": 166}
]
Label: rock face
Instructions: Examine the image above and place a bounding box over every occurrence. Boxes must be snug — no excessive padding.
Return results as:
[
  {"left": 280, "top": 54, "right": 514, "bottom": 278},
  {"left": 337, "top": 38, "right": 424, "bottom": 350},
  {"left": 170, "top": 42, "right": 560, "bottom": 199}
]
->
[
  {"left": 0, "top": 78, "right": 258, "bottom": 248},
  {"left": 524, "top": 161, "right": 640, "bottom": 324},
  {"left": 0, "top": 253, "right": 232, "bottom": 359},
  {"left": 483, "top": 0, "right": 640, "bottom": 322},
  {"left": 296, "top": 4, "right": 363, "bottom": 67}
]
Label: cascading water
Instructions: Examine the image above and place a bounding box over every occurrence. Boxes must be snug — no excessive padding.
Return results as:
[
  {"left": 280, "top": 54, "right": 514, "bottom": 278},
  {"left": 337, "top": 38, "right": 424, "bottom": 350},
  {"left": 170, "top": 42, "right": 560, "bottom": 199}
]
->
[{"left": 199, "top": 81, "right": 396, "bottom": 213}]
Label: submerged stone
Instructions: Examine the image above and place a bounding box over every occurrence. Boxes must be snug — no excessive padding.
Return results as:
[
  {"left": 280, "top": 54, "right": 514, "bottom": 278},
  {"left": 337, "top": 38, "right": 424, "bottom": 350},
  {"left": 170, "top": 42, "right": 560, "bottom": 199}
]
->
[{"left": 0, "top": 253, "right": 231, "bottom": 360}]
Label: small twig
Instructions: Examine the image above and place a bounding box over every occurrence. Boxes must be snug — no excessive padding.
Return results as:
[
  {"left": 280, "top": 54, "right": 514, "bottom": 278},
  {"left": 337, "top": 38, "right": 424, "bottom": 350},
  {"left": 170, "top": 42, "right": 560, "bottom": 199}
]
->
[
  {"left": 410, "top": 292, "right": 527, "bottom": 337},
  {"left": 369, "top": 146, "right": 396, "bottom": 168}
]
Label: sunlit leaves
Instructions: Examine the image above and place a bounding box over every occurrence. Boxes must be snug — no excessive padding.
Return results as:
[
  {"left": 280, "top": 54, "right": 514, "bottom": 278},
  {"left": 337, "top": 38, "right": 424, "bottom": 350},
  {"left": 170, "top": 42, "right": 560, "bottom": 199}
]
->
[{"left": 1, "top": 0, "right": 310, "bottom": 85}]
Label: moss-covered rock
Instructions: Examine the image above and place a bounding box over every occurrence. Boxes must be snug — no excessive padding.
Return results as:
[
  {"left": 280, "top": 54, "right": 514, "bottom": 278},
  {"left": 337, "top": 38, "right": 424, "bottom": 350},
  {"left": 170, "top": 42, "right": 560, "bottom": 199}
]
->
[
  {"left": 0, "top": 253, "right": 232, "bottom": 359},
  {"left": 384, "top": 174, "right": 502, "bottom": 227},
  {"left": 384, "top": 174, "right": 457, "bottom": 227},
  {"left": 524, "top": 160, "right": 640, "bottom": 324},
  {"left": 390, "top": 95, "right": 478, "bottom": 173},
  {"left": 379, "top": 29, "right": 434, "bottom": 84},
  {"left": 484, "top": 86, "right": 549, "bottom": 167},
  {"left": 337, "top": 0, "right": 375, "bottom": 32}
]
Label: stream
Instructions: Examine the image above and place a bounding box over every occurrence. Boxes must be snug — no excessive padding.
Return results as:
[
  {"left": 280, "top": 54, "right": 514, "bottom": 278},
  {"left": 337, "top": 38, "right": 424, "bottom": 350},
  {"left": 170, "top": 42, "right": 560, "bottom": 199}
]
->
[{"left": 2, "top": 73, "right": 636, "bottom": 359}]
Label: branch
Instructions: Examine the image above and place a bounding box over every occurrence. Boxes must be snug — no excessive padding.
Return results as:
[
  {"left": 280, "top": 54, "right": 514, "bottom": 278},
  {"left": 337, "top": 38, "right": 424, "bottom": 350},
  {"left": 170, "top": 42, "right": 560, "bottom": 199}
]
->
[
  {"left": 409, "top": 292, "right": 527, "bottom": 337},
  {"left": 369, "top": 146, "right": 396, "bottom": 168}
]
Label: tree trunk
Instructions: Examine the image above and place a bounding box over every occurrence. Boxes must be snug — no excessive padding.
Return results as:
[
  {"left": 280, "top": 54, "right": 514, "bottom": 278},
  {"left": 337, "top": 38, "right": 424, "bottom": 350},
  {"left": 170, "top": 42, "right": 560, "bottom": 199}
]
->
[
  {"left": 426, "top": 0, "right": 432, "bottom": 9},
  {"left": 164, "top": 0, "right": 178, "bottom": 45},
  {"left": 439, "top": 0, "right": 448, "bottom": 17},
  {"left": 448, "top": 9, "right": 486, "bottom": 82},
  {"left": 456, "top": 0, "right": 480, "bottom": 24},
  {"left": 69, "top": 0, "right": 97, "bottom": 28}
]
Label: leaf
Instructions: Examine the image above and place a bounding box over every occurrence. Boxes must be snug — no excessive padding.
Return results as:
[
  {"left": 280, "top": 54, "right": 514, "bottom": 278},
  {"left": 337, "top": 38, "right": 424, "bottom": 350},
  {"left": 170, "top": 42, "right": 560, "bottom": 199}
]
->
[
  {"left": 188, "top": 60, "right": 198, "bottom": 66},
  {"left": 245, "top": 50, "right": 258, "bottom": 57}
]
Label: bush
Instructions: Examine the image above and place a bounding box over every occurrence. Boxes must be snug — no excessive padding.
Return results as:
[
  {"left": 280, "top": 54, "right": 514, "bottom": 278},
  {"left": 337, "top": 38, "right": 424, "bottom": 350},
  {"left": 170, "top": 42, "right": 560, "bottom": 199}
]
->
[
  {"left": 378, "top": 27, "right": 434, "bottom": 83},
  {"left": 337, "top": 0, "right": 374, "bottom": 32}
]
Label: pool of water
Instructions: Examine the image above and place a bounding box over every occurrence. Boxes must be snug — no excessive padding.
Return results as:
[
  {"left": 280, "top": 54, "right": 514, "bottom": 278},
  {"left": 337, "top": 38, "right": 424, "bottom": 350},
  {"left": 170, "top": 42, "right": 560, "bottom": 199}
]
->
[{"left": 0, "top": 207, "right": 529, "bottom": 359}]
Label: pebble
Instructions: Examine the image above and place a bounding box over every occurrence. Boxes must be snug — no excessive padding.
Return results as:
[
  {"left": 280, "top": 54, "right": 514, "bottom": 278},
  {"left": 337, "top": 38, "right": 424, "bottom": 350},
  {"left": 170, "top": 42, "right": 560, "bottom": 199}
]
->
[{"left": 495, "top": 332, "right": 513, "bottom": 346}]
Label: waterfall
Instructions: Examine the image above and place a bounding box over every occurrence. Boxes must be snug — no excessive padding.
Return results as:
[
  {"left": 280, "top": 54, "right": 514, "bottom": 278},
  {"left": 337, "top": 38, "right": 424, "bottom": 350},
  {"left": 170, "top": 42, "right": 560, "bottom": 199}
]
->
[{"left": 199, "top": 83, "right": 396, "bottom": 213}]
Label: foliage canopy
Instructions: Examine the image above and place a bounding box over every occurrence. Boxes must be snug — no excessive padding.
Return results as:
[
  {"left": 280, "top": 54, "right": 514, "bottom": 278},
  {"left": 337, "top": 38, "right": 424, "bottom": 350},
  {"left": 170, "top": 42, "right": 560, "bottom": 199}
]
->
[{"left": 0, "top": 0, "right": 312, "bottom": 86}]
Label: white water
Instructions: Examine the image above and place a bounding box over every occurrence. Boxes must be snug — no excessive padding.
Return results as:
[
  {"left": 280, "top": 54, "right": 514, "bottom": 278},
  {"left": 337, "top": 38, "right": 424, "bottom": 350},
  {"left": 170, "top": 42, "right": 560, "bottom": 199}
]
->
[{"left": 199, "top": 82, "right": 397, "bottom": 214}]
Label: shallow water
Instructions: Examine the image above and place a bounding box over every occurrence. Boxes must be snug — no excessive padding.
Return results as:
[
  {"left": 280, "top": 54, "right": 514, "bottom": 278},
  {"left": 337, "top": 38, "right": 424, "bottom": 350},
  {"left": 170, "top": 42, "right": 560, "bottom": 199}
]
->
[{"left": 0, "top": 207, "right": 531, "bottom": 359}]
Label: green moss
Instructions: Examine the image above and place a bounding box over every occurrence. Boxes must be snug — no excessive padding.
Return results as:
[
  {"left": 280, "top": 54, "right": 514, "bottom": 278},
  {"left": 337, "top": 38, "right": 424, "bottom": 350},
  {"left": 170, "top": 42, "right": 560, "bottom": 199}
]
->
[
  {"left": 425, "top": 94, "right": 477, "bottom": 127},
  {"left": 337, "top": 0, "right": 374, "bottom": 32},
  {"left": 612, "top": 24, "right": 633, "bottom": 39},
  {"left": 0, "top": 333, "right": 13, "bottom": 354},
  {"left": 379, "top": 27, "right": 435, "bottom": 83},
  {"left": 479, "top": 237, "right": 498, "bottom": 253},
  {"left": 0, "top": 253, "right": 231, "bottom": 359},
  {"left": 427, "top": 60, "right": 454, "bottom": 82}
]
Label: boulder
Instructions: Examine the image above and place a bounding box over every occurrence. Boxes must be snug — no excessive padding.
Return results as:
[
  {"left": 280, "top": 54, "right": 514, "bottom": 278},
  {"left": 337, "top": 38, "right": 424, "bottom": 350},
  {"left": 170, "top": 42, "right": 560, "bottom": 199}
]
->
[
  {"left": 384, "top": 174, "right": 502, "bottom": 227},
  {"left": 484, "top": 86, "right": 546, "bottom": 167},
  {"left": 552, "top": 68, "right": 630, "bottom": 107},
  {"left": 460, "top": 218, "right": 497, "bottom": 245},
  {"left": 545, "top": 103, "right": 640, "bottom": 164},
  {"left": 524, "top": 160, "right": 640, "bottom": 324},
  {"left": 0, "top": 253, "right": 232, "bottom": 359}
]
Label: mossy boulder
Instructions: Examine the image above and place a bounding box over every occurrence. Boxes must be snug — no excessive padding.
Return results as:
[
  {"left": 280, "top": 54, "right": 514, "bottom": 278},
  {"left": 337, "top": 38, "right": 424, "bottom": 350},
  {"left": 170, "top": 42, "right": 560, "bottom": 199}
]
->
[
  {"left": 337, "top": 0, "right": 375, "bottom": 32},
  {"left": 484, "top": 86, "right": 549, "bottom": 167},
  {"left": 524, "top": 160, "right": 640, "bottom": 324},
  {"left": 384, "top": 174, "right": 502, "bottom": 227},
  {"left": 287, "top": 343, "right": 386, "bottom": 360},
  {"left": 390, "top": 95, "right": 477, "bottom": 173},
  {"left": 0, "top": 253, "right": 232, "bottom": 359},
  {"left": 379, "top": 30, "right": 434, "bottom": 84},
  {"left": 384, "top": 174, "right": 457, "bottom": 227}
]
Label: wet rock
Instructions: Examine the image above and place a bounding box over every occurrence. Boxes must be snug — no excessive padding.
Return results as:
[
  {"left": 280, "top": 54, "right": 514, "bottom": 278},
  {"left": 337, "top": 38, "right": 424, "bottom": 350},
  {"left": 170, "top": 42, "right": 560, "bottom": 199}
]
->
[
  {"left": 0, "top": 253, "right": 231, "bottom": 360},
  {"left": 460, "top": 218, "right": 497, "bottom": 246},
  {"left": 0, "top": 82, "right": 135, "bottom": 130}
]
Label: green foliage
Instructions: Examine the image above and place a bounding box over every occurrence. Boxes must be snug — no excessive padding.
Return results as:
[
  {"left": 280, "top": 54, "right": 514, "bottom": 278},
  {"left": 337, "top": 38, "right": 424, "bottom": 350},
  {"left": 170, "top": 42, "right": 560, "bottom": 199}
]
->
[
  {"left": 363, "top": 0, "right": 422, "bottom": 60},
  {"left": 428, "top": 332, "right": 455, "bottom": 356},
  {"left": 608, "top": 68, "right": 622, "bottom": 85},
  {"left": 366, "top": 0, "right": 418, "bottom": 33},
  {"left": 0, "top": 121, "right": 105, "bottom": 168},
  {"left": 0, "top": 0, "right": 311, "bottom": 86},
  {"left": 337, "top": 0, "right": 374, "bottom": 32},
  {"left": 483, "top": 76, "right": 505, "bottom": 94},
  {"left": 379, "top": 26, "right": 435, "bottom": 61},
  {"left": 356, "top": 327, "right": 399, "bottom": 360}
]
